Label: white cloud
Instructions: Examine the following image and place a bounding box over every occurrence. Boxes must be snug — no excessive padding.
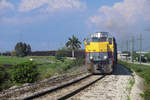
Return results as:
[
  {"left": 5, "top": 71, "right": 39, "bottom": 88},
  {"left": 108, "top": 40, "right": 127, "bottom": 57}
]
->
[
  {"left": 18, "top": 0, "right": 86, "bottom": 13},
  {"left": 0, "top": 0, "right": 14, "bottom": 10},
  {"left": 0, "top": 17, "right": 33, "bottom": 24},
  {"left": 0, "top": 0, "right": 14, "bottom": 15},
  {"left": 89, "top": 0, "right": 150, "bottom": 38},
  {"left": 0, "top": 14, "right": 49, "bottom": 25}
]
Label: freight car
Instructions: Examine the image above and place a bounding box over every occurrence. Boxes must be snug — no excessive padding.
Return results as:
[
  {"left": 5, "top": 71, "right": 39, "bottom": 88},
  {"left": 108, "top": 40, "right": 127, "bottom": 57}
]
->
[{"left": 84, "top": 32, "right": 117, "bottom": 74}]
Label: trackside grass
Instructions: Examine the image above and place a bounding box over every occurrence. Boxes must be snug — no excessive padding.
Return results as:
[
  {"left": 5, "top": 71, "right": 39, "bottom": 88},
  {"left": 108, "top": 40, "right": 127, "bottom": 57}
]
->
[
  {"left": 118, "top": 60, "right": 150, "bottom": 100},
  {"left": 0, "top": 56, "right": 56, "bottom": 65},
  {"left": 0, "top": 56, "right": 29, "bottom": 65},
  {"left": 0, "top": 56, "right": 84, "bottom": 91}
]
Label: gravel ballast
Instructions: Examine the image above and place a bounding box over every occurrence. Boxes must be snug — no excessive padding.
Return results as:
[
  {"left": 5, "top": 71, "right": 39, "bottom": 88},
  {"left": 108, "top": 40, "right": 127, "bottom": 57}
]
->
[{"left": 68, "top": 64, "right": 137, "bottom": 100}]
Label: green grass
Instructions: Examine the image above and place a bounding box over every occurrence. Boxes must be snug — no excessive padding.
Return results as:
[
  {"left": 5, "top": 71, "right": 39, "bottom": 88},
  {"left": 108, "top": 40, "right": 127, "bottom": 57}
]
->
[
  {"left": 127, "top": 79, "right": 135, "bottom": 92},
  {"left": 127, "top": 96, "right": 131, "bottom": 100},
  {"left": 0, "top": 56, "right": 29, "bottom": 65},
  {"left": 118, "top": 60, "right": 150, "bottom": 100},
  {"left": 127, "top": 77, "right": 135, "bottom": 100},
  {"left": 0, "top": 56, "right": 84, "bottom": 90},
  {"left": 0, "top": 56, "right": 57, "bottom": 67}
]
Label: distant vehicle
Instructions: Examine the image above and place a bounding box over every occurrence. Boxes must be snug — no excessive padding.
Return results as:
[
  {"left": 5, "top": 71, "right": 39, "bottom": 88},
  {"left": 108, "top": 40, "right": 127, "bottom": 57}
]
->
[{"left": 84, "top": 32, "right": 117, "bottom": 74}]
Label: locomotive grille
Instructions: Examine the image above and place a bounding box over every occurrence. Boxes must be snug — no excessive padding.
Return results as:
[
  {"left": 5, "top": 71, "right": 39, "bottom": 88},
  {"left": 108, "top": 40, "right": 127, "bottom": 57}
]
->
[{"left": 88, "top": 52, "right": 108, "bottom": 61}]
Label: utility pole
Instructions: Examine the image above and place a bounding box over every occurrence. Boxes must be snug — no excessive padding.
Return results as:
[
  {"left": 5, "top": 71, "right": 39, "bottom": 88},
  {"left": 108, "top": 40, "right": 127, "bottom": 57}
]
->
[
  {"left": 126, "top": 40, "right": 129, "bottom": 52},
  {"left": 128, "top": 40, "right": 130, "bottom": 53},
  {"left": 131, "top": 36, "right": 134, "bottom": 63},
  {"left": 126, "top": 40, "right": 129, "bottom": 61},
  {"left": 120, "top": 42, "right": 123, "bottom": 60},
  {"left": 120, "top": 42, "right": 123, "bottom": 52},
  {"left": 137, "top": 34, "right": 143, "bottom": 64}
]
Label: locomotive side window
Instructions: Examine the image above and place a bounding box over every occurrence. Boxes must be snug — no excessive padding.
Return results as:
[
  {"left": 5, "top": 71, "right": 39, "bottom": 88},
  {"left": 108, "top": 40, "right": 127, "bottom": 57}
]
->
[
  {"left": 108, "top": 38, "right": 112, "bottom": 44},
  {"left": 92, "top": 37, "right": 107, "bottom": 42},
  {"left": 99, "top": 37, "right": 107, "bottom": 42},
  {"left": 86, "top": 38, "right": 90, "bottom": 45},
  {"left": 92, "top": 37, "right": 99, "bottom": 42}
]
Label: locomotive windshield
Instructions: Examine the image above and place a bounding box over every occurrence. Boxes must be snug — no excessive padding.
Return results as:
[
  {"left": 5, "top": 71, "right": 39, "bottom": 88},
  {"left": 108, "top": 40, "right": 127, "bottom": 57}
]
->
[
  {"left": 91, "top": 32, "right": 108, "bottom": 42},
  {"left": 92, "top": 37, "right": 99, "bottom": 42},
  {"left": 85, "top": 32, "right": 112, "bottom": 44},
  {"left": 92, "top": 37, "right": 107, "bottom": 42}
]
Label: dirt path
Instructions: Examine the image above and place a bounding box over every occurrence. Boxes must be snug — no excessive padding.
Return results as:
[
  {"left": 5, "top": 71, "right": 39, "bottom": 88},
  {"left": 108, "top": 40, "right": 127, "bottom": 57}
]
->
[{"left": 68, "top": 64, "right": 138, "bottom": 100}]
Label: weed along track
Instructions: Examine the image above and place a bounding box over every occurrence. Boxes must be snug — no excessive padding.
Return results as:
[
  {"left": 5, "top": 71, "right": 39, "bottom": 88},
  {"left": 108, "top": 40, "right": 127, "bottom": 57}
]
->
[{"left": 22, "top": 74, "right": 105, "bottom": 100}]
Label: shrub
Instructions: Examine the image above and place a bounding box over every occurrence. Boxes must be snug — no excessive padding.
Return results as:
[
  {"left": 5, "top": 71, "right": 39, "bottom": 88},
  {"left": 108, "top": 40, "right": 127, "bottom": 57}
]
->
[
  {"left": 12, "top": 61, "right": 39, "bottom": 84},
  {"left": 0, "top": 66, "right": 7, "bottom": 90},
  {"left": 60, "top": 58, "right": 84, "bottom": 71},
  {"left": 0, "top": 66, "right": 12, "bottom": 91},
  {"left": 0, "top": 66, "right": 6, "bottom": 82},
  {"left": 55, "top": 49, "right": 68, "bottom": 60},
  {"left": 11, "top": 51, "right": 16, "bottom": 56},
  {"left": 15, "top": 42, "right": 31, "bottom": 57},
  {"left": 135, "top": 67, "right": 143, "bottom": 72},
  {"left": 74, "top": 58, "right": 84, "bottom": 66},
  {"left": 143, "top": 89, "right": 150, "bottom": 100},
  {"left": 142, "top": 71, "right": 150, "bottom": 85}
]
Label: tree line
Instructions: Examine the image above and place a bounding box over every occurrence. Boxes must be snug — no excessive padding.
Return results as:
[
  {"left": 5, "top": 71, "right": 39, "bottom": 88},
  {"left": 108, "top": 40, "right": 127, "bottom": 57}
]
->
[
  {"left": 0, "top": 42, "right": 31, "bottom": 57},
  {"left": 12, "top": 42, "right": 31, "bottom": 57},
  {"left": 0, "top": 35, "right": 81, "bottom": 58}
]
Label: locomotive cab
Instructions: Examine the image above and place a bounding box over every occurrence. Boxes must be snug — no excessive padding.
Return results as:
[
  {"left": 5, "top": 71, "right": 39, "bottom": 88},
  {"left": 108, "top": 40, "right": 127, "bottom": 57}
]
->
[{"left": 85, "top": 32, "right": 117, "bottom": 74}]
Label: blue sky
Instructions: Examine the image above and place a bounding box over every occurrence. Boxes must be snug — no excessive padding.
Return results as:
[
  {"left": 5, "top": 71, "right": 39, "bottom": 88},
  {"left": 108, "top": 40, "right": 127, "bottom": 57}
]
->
[{"left": 0, "top": 0, "right": 150, "bottom": 52}]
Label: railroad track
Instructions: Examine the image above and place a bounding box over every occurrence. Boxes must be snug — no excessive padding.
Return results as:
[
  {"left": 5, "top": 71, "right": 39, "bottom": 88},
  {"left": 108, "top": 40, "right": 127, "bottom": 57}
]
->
[
  {"left": 0, "top": 71, "right": 87, "bottom": 100},
  {"left": 22, "top": 74, "right": 105, "bottom": 100}
]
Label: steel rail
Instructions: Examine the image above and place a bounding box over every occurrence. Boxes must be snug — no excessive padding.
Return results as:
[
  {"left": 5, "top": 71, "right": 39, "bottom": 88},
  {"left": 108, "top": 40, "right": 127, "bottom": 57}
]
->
[
  {"left": 58, "top": 75, "right": 105, "bottom": 100},
  {"left": 22, "top": 73, "right": 92, "bottom": 100}
]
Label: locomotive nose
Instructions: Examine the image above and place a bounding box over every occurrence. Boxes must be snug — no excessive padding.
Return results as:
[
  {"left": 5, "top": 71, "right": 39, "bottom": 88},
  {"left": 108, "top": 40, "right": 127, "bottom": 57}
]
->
[{"left": 84, "top": 32, "right": 117, "bottom": 74}]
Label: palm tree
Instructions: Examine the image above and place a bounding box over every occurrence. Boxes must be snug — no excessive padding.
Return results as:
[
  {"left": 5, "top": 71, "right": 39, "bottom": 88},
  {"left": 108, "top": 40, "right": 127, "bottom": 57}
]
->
[{"left": 66, "top": 35, "right": 81, "bottom": 57}]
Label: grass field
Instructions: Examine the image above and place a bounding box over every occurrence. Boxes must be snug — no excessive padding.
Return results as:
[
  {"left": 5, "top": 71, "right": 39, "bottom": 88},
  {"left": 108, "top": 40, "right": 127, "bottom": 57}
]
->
[
  {"left": 0, "top": 56, "right": 84, "bottom": 91},
  {"left": 118, "top": 60, "right": 150, "bottom": 100},
  {"left": 0, "top": 56, "right": 56, "bottom": 65},
  {"left": 0, "top": 56, "right": 82, "bottom": 78},
  {"left": 0, "top": 56, "right": 29, "bottom": 65}
]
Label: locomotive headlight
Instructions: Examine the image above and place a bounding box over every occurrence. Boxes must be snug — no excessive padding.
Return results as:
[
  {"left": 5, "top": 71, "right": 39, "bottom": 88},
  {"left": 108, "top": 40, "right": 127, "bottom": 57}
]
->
[
  {"left": 90, "top": 56, "right": 93, "bottom": 60},
  {"left": 104, "top": 55, "right": 108, "bottom": 59}
]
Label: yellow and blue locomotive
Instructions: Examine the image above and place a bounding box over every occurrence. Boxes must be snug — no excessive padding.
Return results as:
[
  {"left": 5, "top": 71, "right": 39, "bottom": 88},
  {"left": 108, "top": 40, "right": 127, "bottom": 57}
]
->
[{"left": 84, "top": 32, "right": 117, "bottom": 74}]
